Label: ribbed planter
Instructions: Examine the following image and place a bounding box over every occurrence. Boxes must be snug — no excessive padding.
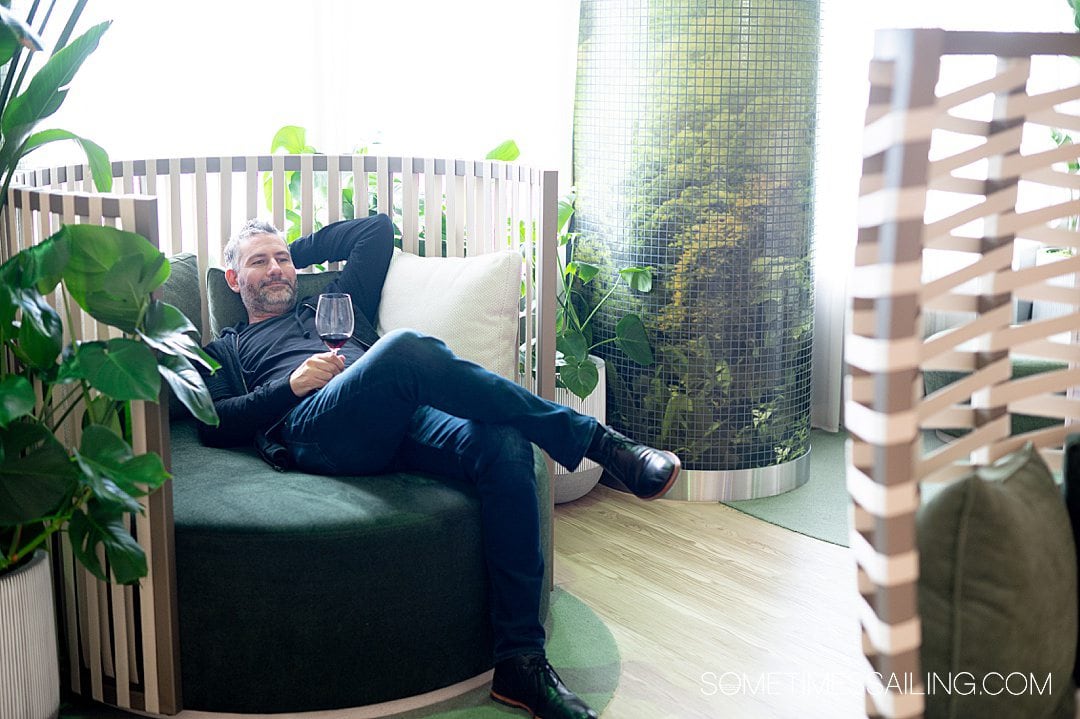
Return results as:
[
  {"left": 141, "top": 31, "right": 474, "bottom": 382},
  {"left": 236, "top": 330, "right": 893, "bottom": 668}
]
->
[
  {"left": 0, "top": 550, "right": 60, "bottom": 719},
  {"left": 554, "top": 356, "right": 607, "bottom": 503}
]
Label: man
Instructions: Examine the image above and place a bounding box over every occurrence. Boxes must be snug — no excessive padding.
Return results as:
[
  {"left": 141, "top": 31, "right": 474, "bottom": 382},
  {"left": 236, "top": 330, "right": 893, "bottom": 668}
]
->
[{"left": 198, "top": 213, "right": 681, "bottom": 719}]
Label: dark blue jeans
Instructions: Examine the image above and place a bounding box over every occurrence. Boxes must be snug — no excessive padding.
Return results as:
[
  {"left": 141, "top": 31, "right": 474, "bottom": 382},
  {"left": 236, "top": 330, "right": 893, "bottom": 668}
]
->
[{"left": 280, "top": 329, "right": 598, "bottom": 661}]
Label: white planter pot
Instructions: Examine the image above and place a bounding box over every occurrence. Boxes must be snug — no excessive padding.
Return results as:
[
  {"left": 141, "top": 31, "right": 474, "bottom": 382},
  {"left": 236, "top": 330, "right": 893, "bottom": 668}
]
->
[
  {"left": 0, "top": 550, "right": 59, "bottom": 719},
  {"left": 554, "top": 356, "right": 606, "bottom": 504}
]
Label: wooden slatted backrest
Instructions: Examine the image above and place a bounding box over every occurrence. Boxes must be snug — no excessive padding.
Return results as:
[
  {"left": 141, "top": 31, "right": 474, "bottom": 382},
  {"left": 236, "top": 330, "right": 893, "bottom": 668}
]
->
[
  {"left": 1, "top": 186, "right": 178, "bottom": 713},
  {"left": 7, "top": 154, "right": 559, "bottom": 715},
  {"left": 848, "top": 29, "right": 1080, "bottom": 719}
]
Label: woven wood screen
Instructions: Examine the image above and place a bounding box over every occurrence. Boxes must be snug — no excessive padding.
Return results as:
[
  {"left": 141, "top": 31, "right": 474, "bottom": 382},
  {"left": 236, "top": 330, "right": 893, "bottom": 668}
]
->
[{"left": 847, "top": 29, "right": 1080, "bottom": 719}]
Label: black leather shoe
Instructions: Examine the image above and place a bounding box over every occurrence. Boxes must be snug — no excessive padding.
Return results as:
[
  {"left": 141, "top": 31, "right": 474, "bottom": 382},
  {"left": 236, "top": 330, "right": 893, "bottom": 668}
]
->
[
  {"left": 490, "top": 652, "right": 598, "bottom": 719},
  {"left": 586, "top": 425, "right": 681, "bottom": 500}
]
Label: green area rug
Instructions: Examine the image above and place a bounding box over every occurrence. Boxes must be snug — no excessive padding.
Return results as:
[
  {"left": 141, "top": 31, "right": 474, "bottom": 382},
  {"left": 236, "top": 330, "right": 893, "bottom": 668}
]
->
[
  {"left": 60, "top": 588, "right": 618, "bottom": 719},
  {"left": 724, "top": 428, "right": 850, "bottom": 547},
  {"left": 387, "top": 588, "right": 619, "bottom": 718}
]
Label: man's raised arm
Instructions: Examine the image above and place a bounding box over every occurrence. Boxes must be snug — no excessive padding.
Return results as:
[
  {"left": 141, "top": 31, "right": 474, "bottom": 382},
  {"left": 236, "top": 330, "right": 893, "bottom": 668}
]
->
[{"left": 289, "top": 213, "right": 395, "bottom": 324}]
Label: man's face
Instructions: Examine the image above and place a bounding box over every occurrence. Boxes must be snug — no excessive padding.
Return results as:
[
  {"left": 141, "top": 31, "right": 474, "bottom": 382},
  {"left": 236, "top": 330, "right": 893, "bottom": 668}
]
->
[{"left": 225, "top": 232, "right": 298, "bottom": 322}]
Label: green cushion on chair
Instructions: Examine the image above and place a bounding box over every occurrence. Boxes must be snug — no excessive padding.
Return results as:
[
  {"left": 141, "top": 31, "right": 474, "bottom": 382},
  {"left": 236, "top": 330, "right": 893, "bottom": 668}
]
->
[
  {"left": 917, "top": 444, "right": 1077, "bottom": 719},
  {"left": 923, "top": 356, "right": 1066, "bottom": 436},
  {"left": 171, "top": 419, "right": 553, "bottom": 712}
]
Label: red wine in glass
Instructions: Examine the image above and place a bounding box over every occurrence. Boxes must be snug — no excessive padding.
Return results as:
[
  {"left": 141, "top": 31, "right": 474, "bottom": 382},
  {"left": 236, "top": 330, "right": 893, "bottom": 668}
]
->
[{"left": 315, "top": 293, "right": 354, "bottom": 355}]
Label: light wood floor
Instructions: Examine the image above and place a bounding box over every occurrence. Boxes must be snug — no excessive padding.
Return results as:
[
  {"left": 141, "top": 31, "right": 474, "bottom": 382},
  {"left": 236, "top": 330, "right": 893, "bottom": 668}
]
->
[{"left": 553, "top": 485, "right": 866, "bottom": 719}]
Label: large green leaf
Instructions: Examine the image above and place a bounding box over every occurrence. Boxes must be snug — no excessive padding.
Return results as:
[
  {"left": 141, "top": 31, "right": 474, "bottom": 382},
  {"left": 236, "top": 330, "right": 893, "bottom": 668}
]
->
[
  {"left": 5, "top": 285, "right": 62, "bottom": 367},
  {"left": 1, "top": 21, "right": 110, "bottom": 172},
  {"left": 485, "top": 139, "right": 520, "bottom": 161},
  {"left": 614, "top": 314, "right": 654, "bottom": 366},
  {"left": 566, "top": 261, "right": 600, "bottom": 284},
  {"left": 557, "top": 357, "right": 599, "bottom": 401},
  {"left": 270, "top": 125, "right": 311, "bottom": 154},
  {"left": 138, "top": 299, "right": 219, "bottom": 371},
  {"left": 76, "top": 339, "right": 160, "bottom": 401},
  {"left": 60, "top": 224, "right": 168, "bottom": 331},
  {"left": 619, "top": 266, "right": 654, "bottom": 293},
  {"left": 16, "top": 294, "right": 62, "bottom": 370},
  {"left": 557, "top": 195, "right": 575, "bottom": 235},
  {"left": 0, "top": 234, "right": 69, "bottom": 294},
  {"left": 0, "top": 421, "right": 77, "bottom": 525},
  {"left": 660, "top": 393, "right": 690, "bottom": 444},
  {"left": 68, "top": 502, "right": 147, "bottom": 584},
  {"left": 0, "top": 376, "right": 34, "bottom": 427},
  {"left": 556, "top": 330, "right": 589, "bottom": 364},
  {"left": 157, "top": 353, "right": 218, "bottom": 426},
  {"left": 75, "top": 425, "right": 167, "bottom": 507},
  {"left": 20, "top": 129, "right": 111, "bottom": 192}
]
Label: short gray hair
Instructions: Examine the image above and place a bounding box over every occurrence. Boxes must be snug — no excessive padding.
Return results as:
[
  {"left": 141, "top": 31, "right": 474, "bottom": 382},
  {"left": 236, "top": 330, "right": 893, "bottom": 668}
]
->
[{"left": 223, "top": 219, "right": 282, "bottom": 271}]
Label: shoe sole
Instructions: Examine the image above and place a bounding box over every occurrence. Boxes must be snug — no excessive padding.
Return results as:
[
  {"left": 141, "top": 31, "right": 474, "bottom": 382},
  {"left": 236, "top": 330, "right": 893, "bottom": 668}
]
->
[
  {"left": 490, "top": 690, "right": 541, "bottom": 718},
  {"left": 639, "top": 451, "right": 682, "bottom": 501}
]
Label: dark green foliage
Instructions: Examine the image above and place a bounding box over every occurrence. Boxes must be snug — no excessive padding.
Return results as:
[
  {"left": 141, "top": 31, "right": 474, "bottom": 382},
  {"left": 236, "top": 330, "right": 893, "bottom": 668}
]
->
[{"left": 0, "top": 226, "right": 219, "bottom": 582}]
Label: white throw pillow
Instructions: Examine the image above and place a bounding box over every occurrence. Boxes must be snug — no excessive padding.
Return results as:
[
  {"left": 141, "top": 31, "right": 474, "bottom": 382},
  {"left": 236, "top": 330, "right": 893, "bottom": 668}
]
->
[{"left": 376, "top": 248, "right": 521, "bottom": 380}]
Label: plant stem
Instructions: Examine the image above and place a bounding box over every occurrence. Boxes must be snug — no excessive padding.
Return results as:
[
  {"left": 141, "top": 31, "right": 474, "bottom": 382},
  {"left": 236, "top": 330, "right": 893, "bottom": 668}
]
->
[
  {"left": 580, "top": 282, "right": 620, "bottom": 331},
  {"left": 587, "top": 337, "right": 618, "bottom": 352},
  {"left": 50, "top": 385, "right": 85, "bottom": 432},
  {"left": 8, "top": 0, "right": 57, "bottom": 105},
  {"left": 0, "top": 1, "right": 38, "bottom": 116},
  {"left": 48, "top": 0, "right": 83, "bottom": 55},
  {"left": 6, "top": 524, "right": 23, "bottom": 562}
]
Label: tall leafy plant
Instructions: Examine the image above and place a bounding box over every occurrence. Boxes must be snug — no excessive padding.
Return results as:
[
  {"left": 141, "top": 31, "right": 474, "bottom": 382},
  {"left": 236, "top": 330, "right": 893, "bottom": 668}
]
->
[
  {"left": 0, "top": 225, "right": 219, "bottom": 582},
  {"left": 0, "top": 1, "right": 113, "bottom": 205},
  {"left": 554, "top": 195, "right": 654, "bottom": 400}
]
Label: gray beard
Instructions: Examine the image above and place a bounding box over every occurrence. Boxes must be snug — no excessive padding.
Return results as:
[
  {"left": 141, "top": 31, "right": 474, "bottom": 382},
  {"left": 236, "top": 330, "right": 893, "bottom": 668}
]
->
[{"left": 241, "top": 280, "right": 297, "bottom": 317}]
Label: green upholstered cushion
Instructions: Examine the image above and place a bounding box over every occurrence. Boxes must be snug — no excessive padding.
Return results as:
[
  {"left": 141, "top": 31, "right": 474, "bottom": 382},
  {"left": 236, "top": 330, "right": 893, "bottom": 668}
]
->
[
  {"left": 169, "top": 418, "right": 553, "bottom": 712},
  {"left": 917, "top": 444, "right": 1077, "bottom": 718},
  {"left": 162, "top": 253, "right": 202, "bottom": 337},
  {"left": 161, "top": 253, "right": 202, "bottom": 421},
  {"left": 923, "top": 356, "right": 1066, "bottom": 436},
  {"left": 206, "top": 267, "right": 340, "bottom": 338}
]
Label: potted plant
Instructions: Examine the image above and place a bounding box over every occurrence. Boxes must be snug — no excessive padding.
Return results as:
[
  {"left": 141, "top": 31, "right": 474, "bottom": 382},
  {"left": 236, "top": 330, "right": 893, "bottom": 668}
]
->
[
  {"left": 552, "top": 195, "right": 655, "bottom": 502},
  {"left": 0, "top": 223, "right": 219, "bottom": 719}
]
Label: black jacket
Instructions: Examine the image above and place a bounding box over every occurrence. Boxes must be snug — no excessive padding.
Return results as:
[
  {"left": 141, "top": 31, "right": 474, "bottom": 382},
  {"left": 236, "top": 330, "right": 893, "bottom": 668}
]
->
[{"left": 197, "top": 214, "right": 395, "bottom": 467}]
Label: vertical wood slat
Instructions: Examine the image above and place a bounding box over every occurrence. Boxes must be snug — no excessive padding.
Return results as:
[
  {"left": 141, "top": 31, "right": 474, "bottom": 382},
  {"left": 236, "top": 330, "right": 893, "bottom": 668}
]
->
[
  {"left": 245, "top": 155, "right": 259, "bottom": 223},
  {"left": 536, "top": 169, "right": 559, "bottom": 403},
  {"left": 849, "top": 28, "right": 944, "bottom": 719},
  {"left": 401, "top": 156, "right": 419, "bottom": 254},
  {"left": 376, "top": 155, "right": 391, "bottom": 220},
  {"left": 167, "top": 158, "right": 182, "bottom": 256},
  {"left": 327, "top": 157, "right": 342, "bottom": 224},
  {"left": 195, "top": 158, "right": 211, "bottom": 341},
  {"left": 301, "top": 153, "right": 315, "bottom": 239},
  {"left": 220, "top": 156, "right": 233, "bottom": 266},
  {"left": 122, "top": 161, "right": 134, "bottom": 195},
  {"left": 519, "top": 178, "right": 536, "bottom": 391},
  {"left": 423, "top": 158, "right": 440, "bottom": 253},
  {"left": 271, "top": 154, "right": 286, "bottom": 232},
  {"left": 445, "top": 166, "right": 465, "bottom": 257},
  {"left": 352, "top": 155, "right": 369, "bottom": 226}
]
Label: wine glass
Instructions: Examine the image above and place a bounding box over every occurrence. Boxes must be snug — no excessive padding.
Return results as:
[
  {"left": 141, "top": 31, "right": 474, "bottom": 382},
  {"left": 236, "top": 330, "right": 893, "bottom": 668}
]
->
[{"left": 315, "top": 293, "right": 354, "bottom": 355}]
